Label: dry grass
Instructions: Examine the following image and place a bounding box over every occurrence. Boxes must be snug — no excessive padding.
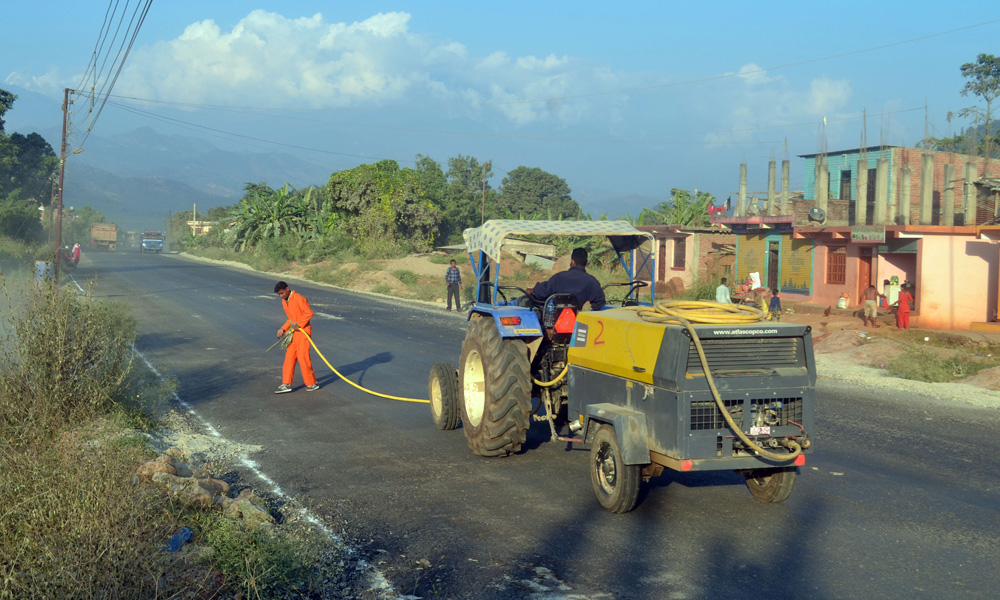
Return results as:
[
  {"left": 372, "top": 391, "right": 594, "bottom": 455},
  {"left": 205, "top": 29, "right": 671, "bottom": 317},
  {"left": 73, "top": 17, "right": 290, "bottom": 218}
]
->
[{"left": 0, "top": 272, "right": 343, "bottom": 600}]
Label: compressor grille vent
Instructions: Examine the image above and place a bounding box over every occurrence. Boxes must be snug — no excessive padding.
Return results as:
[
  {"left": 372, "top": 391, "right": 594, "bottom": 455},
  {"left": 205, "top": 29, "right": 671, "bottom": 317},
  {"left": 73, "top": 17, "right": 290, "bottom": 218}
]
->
[
  {"left": 690, "top": 397, "right": 803, "bottom": 430},
  {"left": 686, "top": 337, "right": 802, "bottom": 374}
]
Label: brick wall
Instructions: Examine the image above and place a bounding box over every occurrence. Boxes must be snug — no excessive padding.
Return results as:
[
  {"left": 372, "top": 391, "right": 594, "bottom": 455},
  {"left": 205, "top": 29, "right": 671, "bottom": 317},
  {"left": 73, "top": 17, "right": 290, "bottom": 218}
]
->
[{"left": 893, "top": 148, "right": 1000, "bottom": 225}]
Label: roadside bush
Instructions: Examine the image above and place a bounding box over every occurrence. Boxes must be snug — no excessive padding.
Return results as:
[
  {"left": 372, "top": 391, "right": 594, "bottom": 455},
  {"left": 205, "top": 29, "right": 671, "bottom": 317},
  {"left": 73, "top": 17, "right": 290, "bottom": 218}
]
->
[
  {"left": 0, "top": 282, "right": 139, "bottom": 445},
  {"left": 0, "top": 279, "right": 192, "bottom": 598},
  {"left": 202, "top": 518, "right": 331, "bottom": 598},
  {"left": 393, "top": 269, "right": 419, "bottom": 285},
  {"left": 673, "top": 274, "right": 718, "bottom": 302}
]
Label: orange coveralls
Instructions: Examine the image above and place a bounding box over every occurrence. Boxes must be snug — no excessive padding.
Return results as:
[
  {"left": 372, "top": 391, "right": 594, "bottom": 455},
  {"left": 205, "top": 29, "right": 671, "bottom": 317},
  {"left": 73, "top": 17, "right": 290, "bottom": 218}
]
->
[{"left": 280, "top": 290, "right": 317, "bottom": 387}]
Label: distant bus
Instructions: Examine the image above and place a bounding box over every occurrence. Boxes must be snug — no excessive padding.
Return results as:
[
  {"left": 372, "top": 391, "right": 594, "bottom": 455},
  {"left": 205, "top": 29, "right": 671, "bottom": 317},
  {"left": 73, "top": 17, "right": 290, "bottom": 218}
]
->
[{"left": 140, "top": 230, "right": 164, "bottom": 254}]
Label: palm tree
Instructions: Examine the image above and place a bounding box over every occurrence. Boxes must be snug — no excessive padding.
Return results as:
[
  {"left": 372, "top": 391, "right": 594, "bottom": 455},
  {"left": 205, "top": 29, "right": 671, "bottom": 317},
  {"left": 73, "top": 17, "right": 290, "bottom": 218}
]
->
[
  {"left": 639, "top": 188, "right": 714, "bottom": 227},
  {"left": 227, "top": 183, "right": 310, "bottom": 251}
]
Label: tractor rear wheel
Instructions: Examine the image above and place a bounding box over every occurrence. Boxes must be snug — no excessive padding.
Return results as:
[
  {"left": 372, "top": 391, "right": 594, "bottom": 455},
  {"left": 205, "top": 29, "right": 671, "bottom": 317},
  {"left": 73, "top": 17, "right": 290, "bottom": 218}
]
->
[
  {"left": 590, "top": 424, "right": 640, "bottom": 513},
  {"left": 429, "top": 362, "right": 460, "bottom": 430},
  {"left": 741, "top": 467, "right": 797, "bottom": 502},
  {"left": 459, "top": 318, "right": 531, "bottom": 457}
]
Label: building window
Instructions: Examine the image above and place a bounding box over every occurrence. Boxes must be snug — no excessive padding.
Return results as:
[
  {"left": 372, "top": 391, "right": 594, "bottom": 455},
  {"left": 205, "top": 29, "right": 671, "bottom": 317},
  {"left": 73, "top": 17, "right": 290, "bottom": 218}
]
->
[
  {"left": 827, "top": 247, "right": 846, "bottom": 284},
  {"left": 840, "top": 169, "right": 852, "bottom": 200},
  {"left": 673, "top": 238, "right": 686, "bottom": 269}
]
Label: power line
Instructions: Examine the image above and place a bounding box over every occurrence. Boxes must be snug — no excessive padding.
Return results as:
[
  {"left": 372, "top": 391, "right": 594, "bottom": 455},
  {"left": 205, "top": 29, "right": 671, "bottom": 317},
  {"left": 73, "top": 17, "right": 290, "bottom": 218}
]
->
[{"left": 81, "top": 0, "right": 153, "bottom": 146}]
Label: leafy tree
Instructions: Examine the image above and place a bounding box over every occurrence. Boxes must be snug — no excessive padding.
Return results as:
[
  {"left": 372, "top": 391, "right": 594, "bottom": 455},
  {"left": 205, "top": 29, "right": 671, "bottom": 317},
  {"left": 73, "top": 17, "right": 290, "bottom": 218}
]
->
[
  {"left": 495, "top": 166, "right": 580, "bottom": 220},
  {"left": 959, "top": 53, "right": 1000, "bottom": 158},
  {"left": 638, "top": 188, "right": 714, "bottom": 227},
  {"left": 0, "top": 192, "right": 43, "bottom": 242},
  {"left": 226, "top": 183, "right": 311, "bottom": 251},
  {"left": 4, "top": 133, "right": 58, "bottom": 203},
  {"left": 0, "top": 88, "right": 15, "bottom": 133},
  {"left": 0, "top": 89, "right": 19, "bottom": 195},
  {"left": 443, "top": 155, "right": 494, "bottom": 237},
  {"left": 327, "top": 160, "right": 441, "bottom": 257},
  {"left": 60, "top": 205, "right": 106, "bottom": 248}
]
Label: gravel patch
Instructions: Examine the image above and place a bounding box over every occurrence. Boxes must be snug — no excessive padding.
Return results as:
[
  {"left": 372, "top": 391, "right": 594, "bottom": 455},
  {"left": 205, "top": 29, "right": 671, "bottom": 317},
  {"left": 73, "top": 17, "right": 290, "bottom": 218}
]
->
[{"left": 816, "top": 354, "right": 1000, "bottom": 410}]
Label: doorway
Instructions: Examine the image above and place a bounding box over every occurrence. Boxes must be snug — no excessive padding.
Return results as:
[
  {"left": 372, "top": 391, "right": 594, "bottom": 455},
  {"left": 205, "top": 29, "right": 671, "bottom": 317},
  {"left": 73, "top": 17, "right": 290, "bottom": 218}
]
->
[
  {"left": 857, "top": 249, "right": 873, "bottom": 300},
  {"left": 767, "top": 241, "right": 779, "bottom": 290}
]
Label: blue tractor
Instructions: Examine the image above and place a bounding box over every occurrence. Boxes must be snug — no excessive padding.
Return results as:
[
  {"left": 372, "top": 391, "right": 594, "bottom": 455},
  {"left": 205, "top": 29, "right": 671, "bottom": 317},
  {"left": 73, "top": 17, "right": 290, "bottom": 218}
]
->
[{"left": 428, "top": 220, "right": 655, "bottom": 457}]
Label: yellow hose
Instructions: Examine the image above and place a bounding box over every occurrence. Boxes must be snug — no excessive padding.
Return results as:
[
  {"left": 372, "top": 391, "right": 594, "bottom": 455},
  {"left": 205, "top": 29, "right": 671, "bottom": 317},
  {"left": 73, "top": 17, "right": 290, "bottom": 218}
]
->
[
  {"left": 296, "top": 328, "right": 429, "bottom": 404},
  {"left": 533, "top": 364, "right": 568, "bottom": 387},
  {"left": 630, "top": 300, "right": 802, "bottom": 462}
]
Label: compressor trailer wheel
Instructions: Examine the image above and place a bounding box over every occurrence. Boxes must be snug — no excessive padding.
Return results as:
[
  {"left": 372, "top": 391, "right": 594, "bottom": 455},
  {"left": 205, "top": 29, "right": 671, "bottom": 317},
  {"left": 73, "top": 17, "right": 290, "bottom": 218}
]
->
[{"left": 590, "top": 424, "right": 640, "bottom": 513}]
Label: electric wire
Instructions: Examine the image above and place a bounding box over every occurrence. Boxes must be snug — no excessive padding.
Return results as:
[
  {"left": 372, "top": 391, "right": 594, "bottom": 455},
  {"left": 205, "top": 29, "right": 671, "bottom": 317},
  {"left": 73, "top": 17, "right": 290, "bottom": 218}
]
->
[{"left": 80, "top": 0, "right": 153, "bottom": 147}]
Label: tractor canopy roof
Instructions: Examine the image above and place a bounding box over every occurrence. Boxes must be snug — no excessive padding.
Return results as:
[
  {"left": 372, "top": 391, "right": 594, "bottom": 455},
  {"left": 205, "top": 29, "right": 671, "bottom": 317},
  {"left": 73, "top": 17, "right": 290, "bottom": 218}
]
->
[{"left": 463, "top": 219, "right": 653, "bottom": 263}]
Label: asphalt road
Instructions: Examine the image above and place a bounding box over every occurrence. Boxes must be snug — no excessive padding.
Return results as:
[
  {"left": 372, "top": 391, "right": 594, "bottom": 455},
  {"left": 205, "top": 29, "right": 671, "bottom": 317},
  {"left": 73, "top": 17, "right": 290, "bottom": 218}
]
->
[{"left": 76, "top": 251, "right": 1000, "bottom": 599}]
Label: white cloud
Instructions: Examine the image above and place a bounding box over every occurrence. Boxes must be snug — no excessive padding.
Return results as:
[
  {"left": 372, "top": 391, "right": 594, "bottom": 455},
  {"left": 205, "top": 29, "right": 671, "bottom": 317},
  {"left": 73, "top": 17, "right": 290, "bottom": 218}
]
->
[
  {"left": 700, "top": 70, "right": 853, "bottom": 148},
  {"left": 98, "top": 10, "right": 632, "bottom": 127}
]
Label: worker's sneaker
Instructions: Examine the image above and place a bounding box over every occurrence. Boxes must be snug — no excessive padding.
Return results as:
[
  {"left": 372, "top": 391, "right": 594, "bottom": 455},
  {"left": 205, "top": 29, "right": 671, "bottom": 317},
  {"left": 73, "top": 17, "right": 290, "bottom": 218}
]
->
[
  {"left": 274, "top": 384, "right": 292, "bottom": 394},
  {"left": 305, "top": 384, "right": 320, "bottom": 392}
]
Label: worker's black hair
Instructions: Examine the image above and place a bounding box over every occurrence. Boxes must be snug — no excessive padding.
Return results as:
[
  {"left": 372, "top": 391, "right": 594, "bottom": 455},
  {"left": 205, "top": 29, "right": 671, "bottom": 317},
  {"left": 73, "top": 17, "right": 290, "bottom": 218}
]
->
[
  {"left": 571, "top": 247, "right": 588, "bottom": 267},
  {"left": 721, "top": 277, "right": 728, "bottom": 285},
  {"left": 274, "top": 281, "right": 288, "bottom": 293}
]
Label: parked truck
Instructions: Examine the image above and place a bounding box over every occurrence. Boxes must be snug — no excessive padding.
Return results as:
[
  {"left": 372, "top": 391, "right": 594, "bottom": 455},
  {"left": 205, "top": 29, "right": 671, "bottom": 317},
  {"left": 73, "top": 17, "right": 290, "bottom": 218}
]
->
[
  {"left": 90, "top": 223, "right": 117, "bottom": 252},
  {"left": 140, "top": 230, "right": 164, "bottom": 253}
]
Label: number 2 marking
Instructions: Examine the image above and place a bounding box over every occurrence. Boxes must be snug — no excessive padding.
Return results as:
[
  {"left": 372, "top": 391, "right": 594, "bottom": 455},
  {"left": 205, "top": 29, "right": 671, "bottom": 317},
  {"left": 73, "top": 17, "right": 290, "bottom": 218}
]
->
[{"left": 594, "top": 320, "right": 605, "bottom": 345}]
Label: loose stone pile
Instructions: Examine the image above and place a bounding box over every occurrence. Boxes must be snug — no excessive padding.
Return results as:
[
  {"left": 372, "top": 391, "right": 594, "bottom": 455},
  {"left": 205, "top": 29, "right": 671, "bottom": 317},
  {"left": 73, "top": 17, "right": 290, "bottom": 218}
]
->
[{"left": 135, "top": 446, "right": 275, "bottom": 530}]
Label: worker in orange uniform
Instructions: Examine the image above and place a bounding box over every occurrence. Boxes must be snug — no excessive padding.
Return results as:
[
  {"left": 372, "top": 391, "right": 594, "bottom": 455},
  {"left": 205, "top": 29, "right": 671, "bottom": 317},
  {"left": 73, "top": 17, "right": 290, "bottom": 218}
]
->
[{"left": 273, "top": 281, "right": 319, "bottom": 393}]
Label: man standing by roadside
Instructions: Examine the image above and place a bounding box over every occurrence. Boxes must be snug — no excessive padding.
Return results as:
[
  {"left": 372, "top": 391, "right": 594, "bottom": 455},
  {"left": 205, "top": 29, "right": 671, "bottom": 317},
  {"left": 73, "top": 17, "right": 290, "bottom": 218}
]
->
[
  {"left": 274, "top": 281, "right": 319, "bottom": 393},
  {"left": 858, "top": 284, "right": 884, "bottom": 328},
  {"left": 445, "top": 259, "right": 463, "bottom": 311},
  {"left": 715, "top": 277, "right": 732, "bottom": 304}
]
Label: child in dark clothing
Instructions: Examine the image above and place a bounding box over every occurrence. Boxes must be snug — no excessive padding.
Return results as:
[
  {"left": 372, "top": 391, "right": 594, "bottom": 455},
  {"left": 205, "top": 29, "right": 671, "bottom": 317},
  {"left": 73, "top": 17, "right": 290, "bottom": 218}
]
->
[{"left": 768, "top": 288, "right": 782, "bottom": 321}]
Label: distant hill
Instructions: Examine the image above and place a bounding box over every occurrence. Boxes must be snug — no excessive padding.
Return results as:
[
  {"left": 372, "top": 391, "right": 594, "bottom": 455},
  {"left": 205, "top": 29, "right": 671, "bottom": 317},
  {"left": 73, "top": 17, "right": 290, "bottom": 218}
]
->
[
  {"left": 3, "top": 84, "right": 334, "bottom": 227},
  {"left": 71, "top": 127, "right": 332, "bottom": 198},
  {"left": 62, "top": 163, "right": 234, "bottom": 232}
]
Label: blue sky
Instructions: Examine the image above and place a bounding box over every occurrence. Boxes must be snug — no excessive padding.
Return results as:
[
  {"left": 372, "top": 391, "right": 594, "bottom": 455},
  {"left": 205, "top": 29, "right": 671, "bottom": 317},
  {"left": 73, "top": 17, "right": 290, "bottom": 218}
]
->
[{"left": 3, "top": 1, "right": 999, "bottom": 216}]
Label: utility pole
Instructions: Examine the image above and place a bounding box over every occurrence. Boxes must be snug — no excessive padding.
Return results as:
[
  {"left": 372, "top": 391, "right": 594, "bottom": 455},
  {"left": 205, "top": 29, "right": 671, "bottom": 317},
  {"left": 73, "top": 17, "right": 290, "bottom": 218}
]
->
[
  {"left": 53, "top": 88, "right": 70, "bottom": 285},
  {"left": 480, "top": 161, "right": 490, "bottom": 225}
]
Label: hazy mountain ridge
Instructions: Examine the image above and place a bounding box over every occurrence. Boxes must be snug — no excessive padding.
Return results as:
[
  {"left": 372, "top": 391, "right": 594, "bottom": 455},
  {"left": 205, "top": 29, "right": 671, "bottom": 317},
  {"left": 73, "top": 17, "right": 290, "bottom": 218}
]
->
[{"left": 62, "top": 164, "right": 234, "bottom": 232}]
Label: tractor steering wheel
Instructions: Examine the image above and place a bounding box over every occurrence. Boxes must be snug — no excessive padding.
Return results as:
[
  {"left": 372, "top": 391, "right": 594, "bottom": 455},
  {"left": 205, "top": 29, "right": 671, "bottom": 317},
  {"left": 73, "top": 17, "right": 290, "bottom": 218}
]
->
[
  {"left": 498, "top": 285, "right": 533, "bottom": 307},
  {"left": 601, "top": 281, "right": 649, "bottom": 306}
]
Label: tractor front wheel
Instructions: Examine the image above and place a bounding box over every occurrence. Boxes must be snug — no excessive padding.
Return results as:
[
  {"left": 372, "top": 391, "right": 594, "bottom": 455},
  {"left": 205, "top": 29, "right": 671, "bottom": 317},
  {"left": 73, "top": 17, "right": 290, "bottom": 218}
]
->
[
  {"left": 459, "top": 318, "right": 531, "bottom": 457},
  {"left": 590, "top": 424, "right": 640, "bottom": 513},
  {"left": 429, "top": 362, "right": 460, "bottom": 430},
  {"left": 741, "top": 467, "right": 797, "bottom": 502}
]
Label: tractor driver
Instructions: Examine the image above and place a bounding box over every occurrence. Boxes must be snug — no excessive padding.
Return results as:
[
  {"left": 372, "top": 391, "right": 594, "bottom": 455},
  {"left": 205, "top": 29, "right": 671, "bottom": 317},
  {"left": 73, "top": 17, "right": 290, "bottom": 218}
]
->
[{"left": 527, "top": 248, "right": 606, "bottom": 310}]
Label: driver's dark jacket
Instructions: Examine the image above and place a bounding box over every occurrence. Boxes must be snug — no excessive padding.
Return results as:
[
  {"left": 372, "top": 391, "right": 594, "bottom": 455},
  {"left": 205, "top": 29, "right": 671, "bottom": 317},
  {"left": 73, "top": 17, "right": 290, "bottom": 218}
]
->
[{"left": 531, "top": 266, "right": 606, "bottom": 310}]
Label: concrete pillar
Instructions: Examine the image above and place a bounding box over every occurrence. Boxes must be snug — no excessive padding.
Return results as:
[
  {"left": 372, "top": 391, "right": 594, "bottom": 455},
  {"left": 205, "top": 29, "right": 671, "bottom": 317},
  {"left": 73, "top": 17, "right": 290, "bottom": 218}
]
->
[
  {"left": 856, "top": 160, "right": 868, "bottom": 225},
  {"left": 942, "top": 163, "right": 955, "bottom": 226},
  {"left": 874, "top": 157, "right": 888, "bottom": 224},
  {"left": 965, "top": 162, "right": 977, "bottom": 226},
  {"left": 767, "top": 160, "right": 776, "bottom": 216},
  {"left": 781, "top": 160, "right": 790, "bottom": 216},
  {"left": 900, "top": 166, "right": 911, "bottom": 225},
  {"left": 739, "top": 163, "right": 747, "bottom": 217},
  {"left": 816, "top": 158, "right": 828, "bottom": 214},
  {"left": 920, "top": 153, "right": 934, "bottom": 225}
]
